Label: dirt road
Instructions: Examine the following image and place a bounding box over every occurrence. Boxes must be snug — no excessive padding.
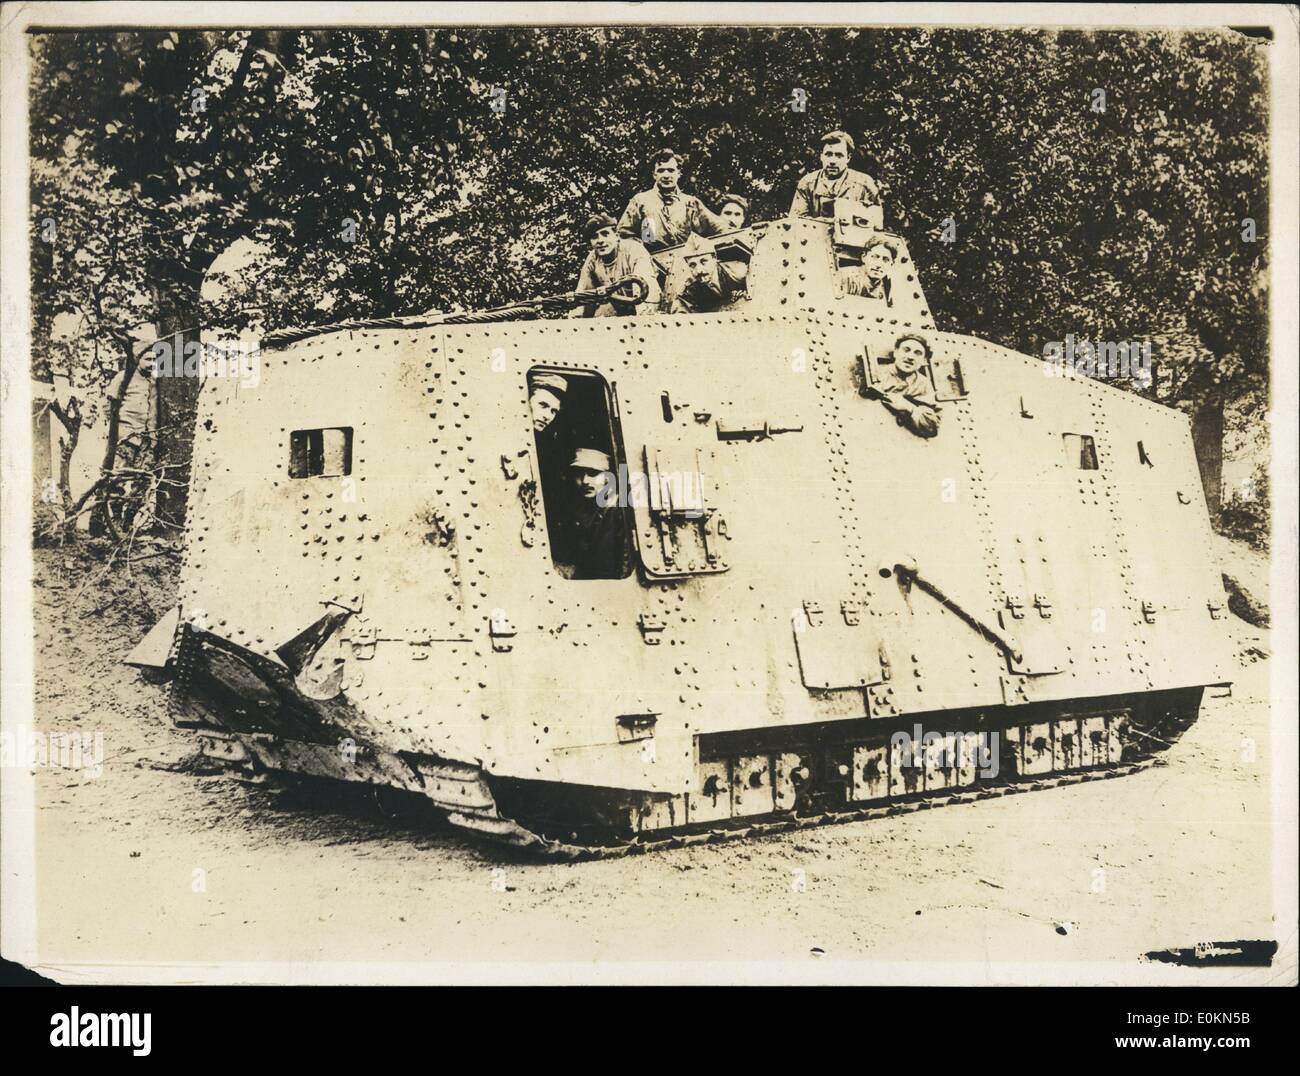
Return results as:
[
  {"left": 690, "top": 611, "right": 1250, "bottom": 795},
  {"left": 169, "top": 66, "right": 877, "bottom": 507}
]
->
[{"left": 19, "top": 547, "right": 1281, "bottom": 982}]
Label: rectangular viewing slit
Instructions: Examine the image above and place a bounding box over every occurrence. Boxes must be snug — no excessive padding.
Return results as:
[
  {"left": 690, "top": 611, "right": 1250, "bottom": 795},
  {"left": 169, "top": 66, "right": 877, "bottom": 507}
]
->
[{"left": 289, "top": 427, "right": 353, "bottom": 478}]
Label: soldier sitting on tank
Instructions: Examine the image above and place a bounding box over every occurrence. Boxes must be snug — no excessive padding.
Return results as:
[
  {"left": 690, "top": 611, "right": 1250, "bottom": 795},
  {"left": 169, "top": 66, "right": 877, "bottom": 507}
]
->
[
  {"left": 667, "top": 234, "right": 748, "bottom": 314},
  {"left": 790, "top": 130, "right": 882, "bottom": 219},
  {"left": 871, "top": 333, "right": 941, "bottom": 438},
  {"left": 842, "top": 234, "right": 897, "bottom": 301},
  {"left": 573, "top": 214, "right": 661, "bottom": 317},
  {"left": 618, "top": 149, "right": 727, "bottom": 258},
  {"left": 553, "top": 448, "right": 633, "bottom": 580}
]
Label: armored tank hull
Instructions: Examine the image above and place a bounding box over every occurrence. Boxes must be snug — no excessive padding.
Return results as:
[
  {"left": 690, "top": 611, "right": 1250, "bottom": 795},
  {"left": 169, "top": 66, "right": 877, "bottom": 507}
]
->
[{"left": 144, "top": 216, "right": 1234, "bottom": 855}]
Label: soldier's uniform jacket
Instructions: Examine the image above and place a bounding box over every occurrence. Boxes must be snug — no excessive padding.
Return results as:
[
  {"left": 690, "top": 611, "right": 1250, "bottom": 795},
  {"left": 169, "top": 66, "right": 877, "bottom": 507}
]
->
[
  {"left": 843, "top": 270, "right": 890, "bottom": 301},
  {"left": 790, "top": 167, "right": 881, "bottom": 218},
  {"left": 556, "top": 501, "right": 633, "bottom": 580},
  {"left": 878, "top": 365, "right": 937, "bottom": 409},
  {"left": 576, "top": 238, "right": 662, "bottom": 316},
  {"left": 618, "top": 189, "right": 726, "bottom": 253}
]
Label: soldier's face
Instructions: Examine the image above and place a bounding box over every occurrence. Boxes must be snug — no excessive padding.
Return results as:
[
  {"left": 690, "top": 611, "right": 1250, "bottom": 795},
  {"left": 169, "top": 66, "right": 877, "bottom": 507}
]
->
[
  {"left": 864, "top": 244, "right": 896, "bottom": 280},
  {"left": 894, "top": 338, "right": 928, "bottom": 375},
  {"left": 530, "top": 389, "right": 562, "bottom": 432},
  {"left": 573, "top": 466, "right": 611, "bottom": 501},
  {"left": 821, "top": 140, "right": 850, "bottom": 178},
  {"left": 684, "top": 253, "right": 717, "bottom": 284},
  {"left": 590, "top": 226, "right": 618, "bottom": 257},
  {"left": 654, "top": 159, "right": 680, "bottom": 191},
  {"left": 720, "top": 203, "right": 746, "bottom": 230}
]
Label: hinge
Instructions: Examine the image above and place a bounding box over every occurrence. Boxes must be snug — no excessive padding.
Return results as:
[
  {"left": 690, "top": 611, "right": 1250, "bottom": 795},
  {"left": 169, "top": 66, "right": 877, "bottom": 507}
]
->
[
  {"left": 802, "top": 600, "right": 824, "bottom": 628},
  {"left": 488, "top": 612, "right": 516, "bottom": 652},
  {"left": 638, "top": 613, "right": 666, "bottom": 645},
  {"left": 408, "top": 629, "right": 431, "bottom": 660}
]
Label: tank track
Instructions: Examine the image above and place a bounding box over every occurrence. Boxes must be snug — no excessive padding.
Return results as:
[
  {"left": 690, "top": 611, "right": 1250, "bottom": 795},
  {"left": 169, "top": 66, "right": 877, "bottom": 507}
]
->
[
  {"left": 449, "top": 756, "right": 1167, "bottom": 862},
  {"left": 446, "top": 692, "right": 1199, "bottom": 861}
]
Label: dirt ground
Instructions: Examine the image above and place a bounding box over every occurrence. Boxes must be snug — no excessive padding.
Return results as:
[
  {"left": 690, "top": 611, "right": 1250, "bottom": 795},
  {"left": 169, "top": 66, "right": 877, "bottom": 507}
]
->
[{"left": 16, "top": 544, "right": 1283, "bottom": 983}]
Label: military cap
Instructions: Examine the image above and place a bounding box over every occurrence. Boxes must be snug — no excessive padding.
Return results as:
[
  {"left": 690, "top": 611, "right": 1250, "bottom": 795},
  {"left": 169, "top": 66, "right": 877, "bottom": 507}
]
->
[
  {"left": 570, "top": 447, "right": 613, "bottom": 472},
  {"left": 719, "top": 192, "right": 749, "bottom": 214},
  {"left": 531, "top": 373, "right": 567, "bottom": 397},
  {"left": 583, "top": 213, "right": 618, "bottom": 239},
  {"left": 681, "top": 233, "right": 717, "bottom": 258}
]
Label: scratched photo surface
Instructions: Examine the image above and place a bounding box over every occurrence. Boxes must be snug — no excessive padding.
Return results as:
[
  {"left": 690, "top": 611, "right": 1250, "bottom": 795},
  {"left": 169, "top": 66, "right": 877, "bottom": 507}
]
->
[{"left": 3, "top": 6, "right": 1293, "bottom": 985}]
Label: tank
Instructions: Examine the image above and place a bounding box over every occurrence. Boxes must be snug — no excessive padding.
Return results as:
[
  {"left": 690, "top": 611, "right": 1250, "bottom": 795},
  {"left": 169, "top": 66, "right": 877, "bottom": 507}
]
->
[{"left": 129, "top": 202, "right": 1236, "bottom": 857}]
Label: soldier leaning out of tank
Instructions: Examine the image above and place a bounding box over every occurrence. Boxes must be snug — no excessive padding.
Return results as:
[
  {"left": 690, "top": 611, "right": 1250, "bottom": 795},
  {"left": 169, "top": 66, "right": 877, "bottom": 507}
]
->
[
  {"left": 668, "top": 234, "right": 749, "bottom": 314},
  {"left": 873, "top": 333, "right": 941, "bottom": 438},
  {"left": 573, "top": 214, "right": 661, "bottom": 317},
  {"left": 843, "top": 234, "right": 897, "bottom": 301},
  {"left": 554, "top": 448, "right": 633, "bottom": 580},
  {"left": 618, "top": 148, "right": 727, "bottom": 255},
  {"left": 529, "top": 373, "right": 573, "bottom": 492},
  {"left": 790, "top": 130, "right": 882, "bottom": 219}
]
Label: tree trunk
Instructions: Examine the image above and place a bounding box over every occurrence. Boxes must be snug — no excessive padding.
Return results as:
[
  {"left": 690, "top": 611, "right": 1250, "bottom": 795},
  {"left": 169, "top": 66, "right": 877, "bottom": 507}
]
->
[
  {"left": 151, "top": 276, "right": 206, "bottom": 530},
  {"left": 1191, "top": 385, "right": 1225, "bottom": 517}
]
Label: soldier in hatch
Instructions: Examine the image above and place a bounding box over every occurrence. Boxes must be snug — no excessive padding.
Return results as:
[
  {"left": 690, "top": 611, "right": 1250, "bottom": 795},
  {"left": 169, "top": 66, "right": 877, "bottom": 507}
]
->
[
  {"left": 790, "top": 130, "right": 881, "bottom": 219},
  {"left": 717, "top": 193, "right": 749, "bottom": 231},
  {"left": 873, "top": 333, "right": 941, "bottom": 438},
  {"left": 668, "top": 234, "right": 748, "bottom": 314},
  {"left": 843, "top": 234, "right": 898, "bottom": 301},
  {"left": 618, "top": 149, "right": 727, "bottom": 254},
  {"left": 529, "top": 373, "right": 575, "bottom": 515},
  {"left": 574, "top": 213, "right": 660, "bottom": 317},
  {"left": 554, "top": 448, "right": 633, "bottom": 580}
]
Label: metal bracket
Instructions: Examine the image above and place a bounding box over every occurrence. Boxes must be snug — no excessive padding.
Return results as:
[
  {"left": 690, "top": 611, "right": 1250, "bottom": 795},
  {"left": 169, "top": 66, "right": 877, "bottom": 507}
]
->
[
  {"left": 348, "top": 625, "right": 378, "bottom": 660},
  {"left": 638, "top": 613, "right": 666, "bottom": 645},
  {"left": 1141, "top": 600, "right": 1158, "bottom": 624},
  {"left": 1033, "top": 593, "right": 1053, "bottom": 619},
  {"left": 1005, "top": 593, "right": 1026, "bottom": 620},
  {"left": 802, "top": 600, "right": 824, "bottom": 628},
  {"left": 616, "top": 713, "right": 658, "bottom": 743},
  {"left": 1207, "top": 599, "right": 1224, "bottom": 620},
  {"left": 840, "top": 599, "right": 862, "bottom": 626},
  {"left": 488, "top": 613, "right": 516, "bottom": 653},
  {"left": 408, "top": 629, "right": 431, "bottom": 660}
]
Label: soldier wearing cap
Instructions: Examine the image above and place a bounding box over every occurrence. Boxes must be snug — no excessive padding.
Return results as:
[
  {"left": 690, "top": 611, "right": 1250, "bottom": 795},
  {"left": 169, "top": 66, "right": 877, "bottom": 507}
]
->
[
  {"left": 554, "top": 448, "right": 633, "bottom": 580},
  {"left": 529, "top": 372, "right": 575, "bottom": 510},
  {"left": 618, "top": 149, "right": 727, "bottom": 254},
  {"left": 790, "top": 130, "right": 881, "bottom": 219},
  {"left": 718, "top": 193, "right": 749, "bottom": 231},
  {"left": 873, "top": 333, "right": 940, "bottom": 438},
  {"left": 574, "top": 213, "right": 660, "bottom": 317},
  {"left": 668, "top": 234, "right": 748, "bottom": 314}
]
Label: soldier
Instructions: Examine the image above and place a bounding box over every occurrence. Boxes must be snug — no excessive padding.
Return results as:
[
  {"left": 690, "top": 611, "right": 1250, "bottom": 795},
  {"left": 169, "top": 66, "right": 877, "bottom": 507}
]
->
[
  {"left": 668, "top": 234, "right": 748, "bottom": 314},
  {"left": 843, "top": 234, "right": 897, "bottom": 300},
  {"left": 529, "top": 373, "right": 574, "bottom": 511},
  {"left": 574, "top": 214, "right": 661, "bottom": 316},
  {"left": 873, "top": 333, "right": 940, "bottom": 438},
  {"left": 790, "top": 130, "right": 881, "bottom": 219},
  {"left": 717, "top": 193, "right": 749, "bottom": 231},
  {"left": 555, "top": 448, "right": 633, "bottom": 580},
  {"left": 618, "top": 149, "right": 727, "bottom": 254}
]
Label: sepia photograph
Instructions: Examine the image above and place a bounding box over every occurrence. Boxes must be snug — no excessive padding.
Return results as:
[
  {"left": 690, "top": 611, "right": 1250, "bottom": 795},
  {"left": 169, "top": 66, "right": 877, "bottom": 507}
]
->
[{"left": 1, "top": 1, "right": 1295, "bottom": 1010}]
